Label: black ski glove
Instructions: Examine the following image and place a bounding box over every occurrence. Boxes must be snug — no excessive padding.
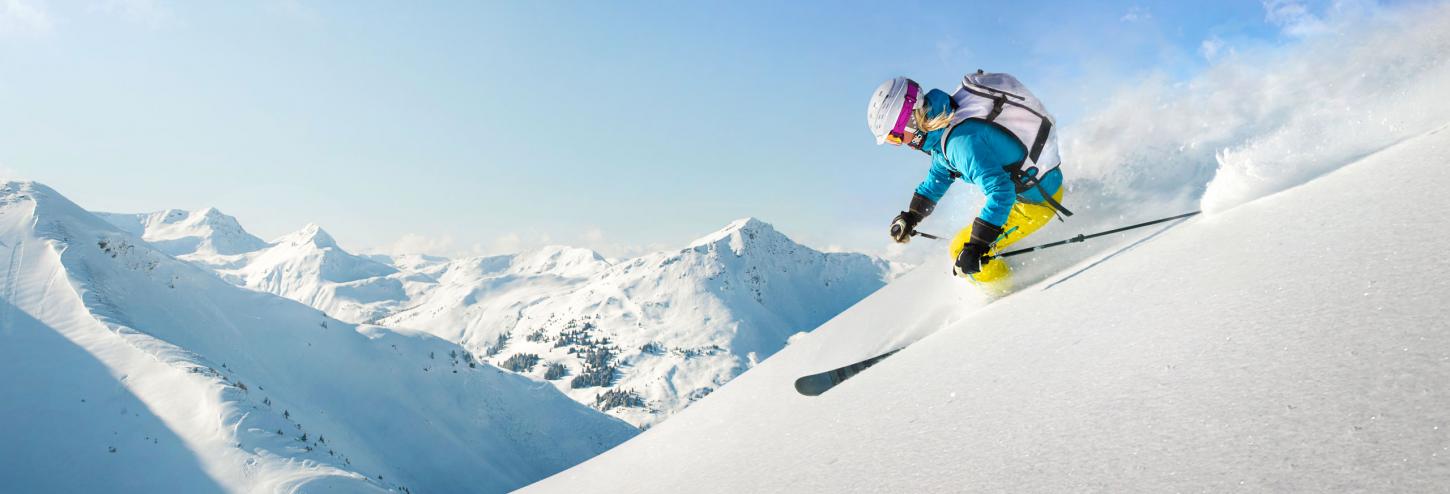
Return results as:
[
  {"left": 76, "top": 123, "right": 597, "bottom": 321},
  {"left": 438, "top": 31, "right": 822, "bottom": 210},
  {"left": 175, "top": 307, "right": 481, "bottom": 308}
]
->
[
  {"left": 890, "top": 211, "right": 922, "bottom": 243},
  {"left": 954, "top": 218, "right": 1004, "bottom": 277},
  {"left": 889, "top": 193, "right": 937, "bottom": 243}
]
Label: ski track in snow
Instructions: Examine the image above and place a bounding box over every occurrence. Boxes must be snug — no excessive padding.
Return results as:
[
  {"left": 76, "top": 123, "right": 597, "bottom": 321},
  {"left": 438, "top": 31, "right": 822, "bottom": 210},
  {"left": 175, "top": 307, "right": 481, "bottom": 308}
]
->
[
  {"left": 1040, "top": 216, "right": 1192, "bottom": 291},
  {"left": 2, "top": 237, "right": 19, "bottom": 334}
]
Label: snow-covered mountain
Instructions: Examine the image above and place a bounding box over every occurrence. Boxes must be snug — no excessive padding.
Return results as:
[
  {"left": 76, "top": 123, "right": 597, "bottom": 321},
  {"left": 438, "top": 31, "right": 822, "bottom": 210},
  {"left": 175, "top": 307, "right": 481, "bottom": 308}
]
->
[
  {"left": 97, "top": 208, "right": 268, "bottom": 258},
  {"left": 104, "top": 204, "right": 898, "bottom": 428},
  {"left": 217, "top": 223, "right": 420, "bottom": 324},
  {"left": 522, "top": 122, "right": 1450, "bottom": 493},
  {"left": 1, "top": 181, "right": 637, "bottom": 493},
  {"left": 378, "top": 245, "right": 614, "bottom": 350},
  {"left": 100, "top": 208, "right": 425, "bottom": 324},
  {"left": 383, "top": 218, "right": 896, "bottom": 426}
]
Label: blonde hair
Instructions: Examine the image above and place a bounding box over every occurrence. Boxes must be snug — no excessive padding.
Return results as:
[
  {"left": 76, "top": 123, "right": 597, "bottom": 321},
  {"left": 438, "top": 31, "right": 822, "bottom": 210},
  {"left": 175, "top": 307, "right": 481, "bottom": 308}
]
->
[{"left": 913, "top": 106, "right": 953, "bottom": 133}]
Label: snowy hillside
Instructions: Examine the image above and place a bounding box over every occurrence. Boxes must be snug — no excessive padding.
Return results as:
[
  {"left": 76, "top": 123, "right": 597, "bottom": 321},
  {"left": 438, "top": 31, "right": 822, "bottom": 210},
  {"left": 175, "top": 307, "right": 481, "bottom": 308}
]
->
[
  {"left": 376, "top": 245, "right": 614, "bottom": 351},
  {"left": 98, "top": 208, "right": 419, "bottom": 324},
  {"left": 382, "top": 217, "right": 896, "bottom": 427},
  {"left": 105, "top": 203, "right": 898, "bottom": 428},
  {"left": 97, "top": 208, "right": 268, "bottom": 258},
  {"left": 524, "top": 125, "right": 1450, "bottom": 492},
  {"left": 0, "top": 181, "right": 637, "bottom": 493},
  {"left": 218, "top": 223, "right": 417, "bottom": 324}
]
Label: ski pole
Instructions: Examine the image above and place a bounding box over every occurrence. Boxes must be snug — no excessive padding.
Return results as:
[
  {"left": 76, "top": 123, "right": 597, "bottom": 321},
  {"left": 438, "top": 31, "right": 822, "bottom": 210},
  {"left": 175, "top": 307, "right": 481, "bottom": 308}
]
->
[
  {"left": 912, "top": 224, "right": 1016, "bottom": 242},
  {"left": 987, "top": 210, "right": 1200, "bottom": 260}
]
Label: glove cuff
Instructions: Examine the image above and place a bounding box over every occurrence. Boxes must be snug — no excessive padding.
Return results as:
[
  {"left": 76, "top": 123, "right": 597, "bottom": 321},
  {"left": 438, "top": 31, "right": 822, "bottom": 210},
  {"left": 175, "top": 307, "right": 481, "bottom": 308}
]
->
[
  {"left": 908, "top": 193, "right": 936, "bottom": 218},
  {"left": 968, "top": 217, "right": 1005, "bottom": 247},
  {"left": 898, "top": 210, "right": 923, "bottom": 226}
]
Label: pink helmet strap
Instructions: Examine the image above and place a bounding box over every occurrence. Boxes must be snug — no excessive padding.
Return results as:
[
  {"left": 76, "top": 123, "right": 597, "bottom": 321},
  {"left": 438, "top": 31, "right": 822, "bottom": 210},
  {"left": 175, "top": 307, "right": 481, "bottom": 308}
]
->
[{"left": 888, "top": 81, "right": 920, "bottom": 141}]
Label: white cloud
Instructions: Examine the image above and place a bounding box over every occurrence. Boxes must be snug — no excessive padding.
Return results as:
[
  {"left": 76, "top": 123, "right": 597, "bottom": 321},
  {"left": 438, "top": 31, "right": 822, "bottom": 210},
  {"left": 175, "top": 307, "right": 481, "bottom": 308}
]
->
[
  {"left": 491, "top": 232, "right": 522, "bottom": 254},
  {"left": 1199, "top": 36, "right": 1224, "bottom": 60},
  {"left": 377, "top": 228, "right": 659, "bottom": 260},
  {"left": 1262, "top": 0, "right": 1327, "bottom": 36},
  {"left": 0, "top": 160, "right": 18, "bottom": 181},
  {"left": 1121, "top": 6, "right": 1151, "bottom": 22},
  {"left": 0, "top": 0, "right": 54, "bottom": 36},
  {"left": 568, "top": 226, "right": 663, "bottom": 259},
  {"left": 581, "top": 226, "right": 605, "bottom": 244},
  {"left": 379, "top": 232, "right": 457, "bottom": 257},
  {"left": 488, "top": 231, "right": 554, "bottom": 256}
]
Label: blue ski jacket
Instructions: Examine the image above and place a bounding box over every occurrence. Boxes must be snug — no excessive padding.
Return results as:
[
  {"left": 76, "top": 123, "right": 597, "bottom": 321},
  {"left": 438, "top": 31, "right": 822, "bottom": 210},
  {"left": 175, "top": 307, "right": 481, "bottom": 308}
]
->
[{"left": 912, "top": 88, "right": 1063, "bottom": 227}]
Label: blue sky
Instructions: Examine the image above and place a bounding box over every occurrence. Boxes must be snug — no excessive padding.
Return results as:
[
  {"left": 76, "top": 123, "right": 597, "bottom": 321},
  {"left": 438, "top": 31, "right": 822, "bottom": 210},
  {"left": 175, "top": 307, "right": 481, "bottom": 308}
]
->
[{"left": 0, "top": 0, "right": 1356, "bottom": 257}]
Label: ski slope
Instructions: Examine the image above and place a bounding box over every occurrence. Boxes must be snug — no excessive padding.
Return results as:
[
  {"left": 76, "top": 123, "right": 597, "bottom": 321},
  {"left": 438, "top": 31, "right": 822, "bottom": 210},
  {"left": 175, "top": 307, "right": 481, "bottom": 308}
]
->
[
  {"left": 524, "top": 125, "right": 1450, "bottom": 492},
  {"left": 0, "top": 182, "right": 637, "bottom": 493}
]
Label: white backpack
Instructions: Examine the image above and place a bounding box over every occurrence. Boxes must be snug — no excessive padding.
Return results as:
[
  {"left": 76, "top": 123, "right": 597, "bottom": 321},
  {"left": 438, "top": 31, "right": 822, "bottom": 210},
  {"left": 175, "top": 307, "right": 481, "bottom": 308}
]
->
[{"left": 941, "top": 71, "right": 1066, "bottom": 215}]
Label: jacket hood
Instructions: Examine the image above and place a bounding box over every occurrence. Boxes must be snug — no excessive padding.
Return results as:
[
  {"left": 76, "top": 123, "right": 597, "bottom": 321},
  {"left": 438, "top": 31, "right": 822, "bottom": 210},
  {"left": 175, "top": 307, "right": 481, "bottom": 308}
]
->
[{"left": 918, "top": 88, "right": 954, "bottom": 154}]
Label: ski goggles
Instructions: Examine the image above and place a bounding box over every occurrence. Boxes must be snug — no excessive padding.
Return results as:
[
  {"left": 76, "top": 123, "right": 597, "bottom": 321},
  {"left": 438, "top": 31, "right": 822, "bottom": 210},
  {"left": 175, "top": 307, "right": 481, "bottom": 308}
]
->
[{"left": 884, "top": 81, "right": 920, "bottom": 145}]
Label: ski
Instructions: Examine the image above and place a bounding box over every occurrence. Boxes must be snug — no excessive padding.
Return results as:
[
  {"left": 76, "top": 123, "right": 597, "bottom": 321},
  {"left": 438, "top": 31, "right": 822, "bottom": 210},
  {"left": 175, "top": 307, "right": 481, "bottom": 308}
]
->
[{"left": 793, "top": 349, "right": 902, "bottom": 396}]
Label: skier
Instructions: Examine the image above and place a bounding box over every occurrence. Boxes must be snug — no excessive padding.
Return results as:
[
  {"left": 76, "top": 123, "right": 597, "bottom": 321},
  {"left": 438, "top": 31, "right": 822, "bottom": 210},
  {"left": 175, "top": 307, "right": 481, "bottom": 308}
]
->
[{"left": 866, "top": 74, "right": 1069, "bottom": 288}]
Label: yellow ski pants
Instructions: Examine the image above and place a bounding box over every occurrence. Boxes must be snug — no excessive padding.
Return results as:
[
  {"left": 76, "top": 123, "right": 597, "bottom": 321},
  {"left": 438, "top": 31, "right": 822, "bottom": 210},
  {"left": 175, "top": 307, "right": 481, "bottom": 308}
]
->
[{"left": 949, "top": 188, "right": 1066, "bottom": 285}]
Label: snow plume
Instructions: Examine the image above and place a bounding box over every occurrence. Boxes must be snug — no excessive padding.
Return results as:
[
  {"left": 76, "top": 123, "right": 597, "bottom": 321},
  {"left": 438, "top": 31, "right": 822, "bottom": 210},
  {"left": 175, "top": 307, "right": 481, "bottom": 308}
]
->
[{"left": 1062, "top": 1, "right": 1450, "bottom": 219}]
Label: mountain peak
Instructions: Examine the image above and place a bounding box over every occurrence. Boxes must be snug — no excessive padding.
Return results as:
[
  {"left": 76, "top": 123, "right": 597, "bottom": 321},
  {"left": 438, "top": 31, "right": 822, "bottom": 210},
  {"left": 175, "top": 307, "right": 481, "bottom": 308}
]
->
[
  {"left": 177, "top": 207, "right": 247, "bottom": 232},
  {"left": 91, "top": 207, "right": 268, "bottom": 257},
  {"left": 1, "top": 180, "right": 61, "bottom": 202},
  {"left": 510, "top": 245, "right": 611, "bottom": 278},
  {"left": 278, "top": 223, "right": 339, "bottom": 249},
  {"left": 197, "top": 206, "right": 228, "bottom": 222},
  {"left": 4, "top": 181, "right": 126, "bottom": 233},
  {"left": 723, "top": 217, "right": 773, "bottom": 234},
  {"left": 688, "top": 217, "right": 791, "bottom": 253}
]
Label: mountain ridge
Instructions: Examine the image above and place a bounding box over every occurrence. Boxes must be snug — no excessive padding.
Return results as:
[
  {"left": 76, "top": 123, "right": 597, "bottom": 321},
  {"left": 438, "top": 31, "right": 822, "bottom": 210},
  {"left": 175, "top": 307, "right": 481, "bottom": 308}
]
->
[
  {"left": 1, "top": 180, "right": 638, "bottom": 493},
  {"left": 96, "top": 206, "right": 899, "bottom": 427}
]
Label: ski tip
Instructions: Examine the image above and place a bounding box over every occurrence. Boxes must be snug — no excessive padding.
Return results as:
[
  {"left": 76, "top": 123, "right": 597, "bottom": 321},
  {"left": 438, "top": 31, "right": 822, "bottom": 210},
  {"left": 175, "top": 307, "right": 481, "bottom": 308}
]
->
[{"left": 793, "top": 376, "right": 827, "bottom": 397}]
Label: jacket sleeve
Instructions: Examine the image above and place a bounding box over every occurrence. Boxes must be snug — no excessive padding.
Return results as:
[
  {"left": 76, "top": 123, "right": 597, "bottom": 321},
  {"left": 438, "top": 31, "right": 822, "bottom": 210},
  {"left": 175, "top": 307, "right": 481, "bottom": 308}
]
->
[
  {"left": 947, "top": 130, "right": 1020, "bottom": 227},
  {"left": 971, "top": 165, "right": 1017, "bottom": 227},
  {"left": 913, "top": 156, "right": 956, "bottom": 203}
]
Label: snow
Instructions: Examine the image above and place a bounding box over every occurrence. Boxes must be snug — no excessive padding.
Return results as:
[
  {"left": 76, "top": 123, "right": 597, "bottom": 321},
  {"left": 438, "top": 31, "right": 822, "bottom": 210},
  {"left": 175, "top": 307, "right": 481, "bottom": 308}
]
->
[
  {"left": 16, "top": 4, "right": 1444, "bottom": 489},
  {"left": 96, "top": 208, "right": 268, "bottom": 257},
  {"left": 0, "top": 182, "right": 637, "bottom": 493},
  {"left": 96, "top": 209, "right": 416, "bottom": 324},
  {"left": 523, "top": 125, "right": 1450, "bottom": 491},
  {"left": 381, "top": 216, "right": 897, "bottom": 427},
  {"left": 1060, "top": 1, "right": 1450, "bottom": 223},
  {"left": 103, "top": 202, "right": 899, "bottom": 428},
  {"left": 217, "top": 223, "right": 408, "bottom": 323}
]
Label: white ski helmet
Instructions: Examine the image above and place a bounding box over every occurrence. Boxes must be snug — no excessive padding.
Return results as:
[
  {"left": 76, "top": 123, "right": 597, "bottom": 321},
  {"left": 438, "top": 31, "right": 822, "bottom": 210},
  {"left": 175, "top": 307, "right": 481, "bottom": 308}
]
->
[{"left": 866, "top": 76, "right": 922, "bottom": 145}]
